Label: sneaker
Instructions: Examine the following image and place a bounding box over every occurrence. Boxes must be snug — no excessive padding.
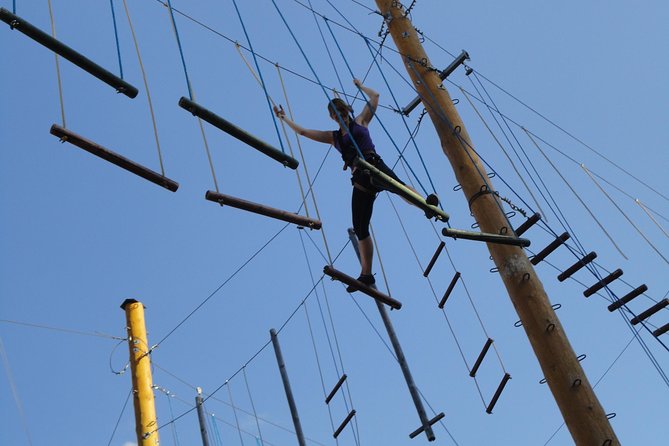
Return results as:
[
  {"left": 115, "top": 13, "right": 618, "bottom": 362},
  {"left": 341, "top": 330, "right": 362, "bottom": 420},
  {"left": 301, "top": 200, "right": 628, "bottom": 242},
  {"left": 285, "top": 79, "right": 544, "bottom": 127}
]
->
[
  {"left": 346, "top": 274, "right": 376, "bottom": 292},
  {"left": 426, "top": 193, "right": 439, "bottom": 207}
]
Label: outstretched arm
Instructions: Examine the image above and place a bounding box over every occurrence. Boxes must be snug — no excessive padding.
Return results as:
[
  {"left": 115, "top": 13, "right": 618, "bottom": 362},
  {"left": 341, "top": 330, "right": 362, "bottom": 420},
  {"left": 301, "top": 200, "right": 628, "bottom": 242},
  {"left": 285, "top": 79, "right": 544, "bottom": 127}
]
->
[
  {"left": 353, "top": 79, "right": 379, "bottom": 127},
  {"left": 274, "top": 105, "right": 333, "bottom": 144}
]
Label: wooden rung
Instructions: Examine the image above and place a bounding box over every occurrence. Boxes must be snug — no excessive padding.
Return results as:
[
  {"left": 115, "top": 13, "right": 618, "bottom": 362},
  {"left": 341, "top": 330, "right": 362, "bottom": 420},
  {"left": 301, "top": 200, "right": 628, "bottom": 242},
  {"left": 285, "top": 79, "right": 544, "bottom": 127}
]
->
[
  {"left": 486, "top": 373, "right": 511, "bottom": 414},
  {"left": 558, "top": 251, "right": 597, "bottom": 282},
  {"left": 514, "top": 212, "right": 541, "bottom": 236},
  {"left": 423, "top": 241, "right": 445, "bottom": 277},
  {"left": 324, "top": 374, "right": 347, "bottom": 405},
  {"left": 178, "top": 97, "right": 299, "bottom": 169},
  {"left": 653, "top": 322, "right": 669, "bottom": 337},
  {"left": 469, "top": 338, "right": 494, "bottom": 378},
  {"left": 583, "top": 269, "right": 623, "bottom": 298},
  {"left": 438, "top": 272, "right": 461, "bottom": 309},
  {"left": 323, "top": 265, "right": 402, "bottom": 310},
  {"left": 607, "top": 284, "right": 648, "bottom": 312},
  {"left": 530, "top": 232, "right": 570, "bottom": 265},
  {"left": 353, "top": 158, "right": 449, "bottom": 222},
  {"left": 205, "top": 190, "right": 321, "bottom": 229},
  {"left": 630, "top": 299, "right": 669, "bottom": 325},
  {"left": 50, "top": 125, "right": 179, "bottom": 192},
  {"left": 1, "top": 8, "right": 138, "bottom": 98},
  {"left": 333, "top": 410, "right": 356, "bottom": 439},
  {"left": 442, "top": 228, "right": 530, "bottom": 247},
  {"left": 408, "top": 412, "right": 445, "bottom": 439}
]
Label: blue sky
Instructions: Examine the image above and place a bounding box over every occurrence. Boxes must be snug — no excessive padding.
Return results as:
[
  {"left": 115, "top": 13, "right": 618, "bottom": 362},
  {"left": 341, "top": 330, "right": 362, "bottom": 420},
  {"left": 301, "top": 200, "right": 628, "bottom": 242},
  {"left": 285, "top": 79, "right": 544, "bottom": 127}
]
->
[{"left": 1, "top": 1, "right": 668, "bottom": 445}]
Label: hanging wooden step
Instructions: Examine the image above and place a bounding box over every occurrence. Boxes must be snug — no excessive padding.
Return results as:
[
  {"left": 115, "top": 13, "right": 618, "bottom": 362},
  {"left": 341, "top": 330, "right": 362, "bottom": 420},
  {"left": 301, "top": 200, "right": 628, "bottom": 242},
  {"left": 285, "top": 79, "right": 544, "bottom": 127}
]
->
[
  {"left": 178, "top": 97, "right": 299, "bottom": 169},
  {"left": 470, "top": 338, "right": 494, "bottom": 378},
  {"left": 653, "top": 323, "right": 669, "bottom": 337},
  {"left": 333, "top": 410, "right": 356, "bottom": 439},
  {"left": 205, "top": 191, "right": 320, "bottom": 229},
  {"left": 442, "top": 228, "right": 530, "bottom": 247},
  {"left": 353, "top": 158, "right": 449, "bottom": 222},
  {"left": 630, "top": 299, "right": 669, "bottom": 325},
  {"left": 530, "top": 232, "right": 570, "bottom": 265},
  {"left": 0, "top": 8, "right": 138, "bottom": 98},
  {"left": 583, "top": 269, "right": 623, "bottom": 298},
  {"left": 558, "top": 251, "right": 597, "bottom": 282},
  {"left": 323, "top": 265, "right": 402, "bottom": 310},
  {"left": 50, "top": 125, "right": 179, "bottom": 192},
  {"left": 423, "top": 241, "right": 445, "bottom": 277},
  {"left": 514, "top": 212, "right": 541, "bottom": 236},
  {"left": 486, "top": 373, "right": 511, "bottom": 414},
  {"left": 409, "top": 412, "right": 445, "bottom": 439},
  {"left": 607, "top": 284, "right": 647, "bottom": 312},
  {"left": 438, "top": 271, "right": 461, "bottom": 309},
  {"left": 324, "top": 374, "right": 347, "bottom": 404}
]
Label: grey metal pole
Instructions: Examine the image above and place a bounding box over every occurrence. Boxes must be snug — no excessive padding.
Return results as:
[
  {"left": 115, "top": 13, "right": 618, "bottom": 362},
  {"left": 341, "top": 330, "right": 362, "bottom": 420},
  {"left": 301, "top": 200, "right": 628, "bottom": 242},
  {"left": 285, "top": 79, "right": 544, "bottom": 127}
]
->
[
  {"left": 195, "top": 387, "right": 210, "bottom": 446},
  {"left": 270, "top": 328, "right": 307, "bottom": 446},
  {"left": 347, "top": 228, "right": 437, "bottom": 441}
]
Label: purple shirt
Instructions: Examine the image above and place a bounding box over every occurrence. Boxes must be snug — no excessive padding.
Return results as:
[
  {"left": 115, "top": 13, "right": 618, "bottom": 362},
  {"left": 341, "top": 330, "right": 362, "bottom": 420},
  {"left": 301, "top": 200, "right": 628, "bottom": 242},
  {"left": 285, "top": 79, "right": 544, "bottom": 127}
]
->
[{"left": 332, "top": 120, "right": 376, "bottom": 157}]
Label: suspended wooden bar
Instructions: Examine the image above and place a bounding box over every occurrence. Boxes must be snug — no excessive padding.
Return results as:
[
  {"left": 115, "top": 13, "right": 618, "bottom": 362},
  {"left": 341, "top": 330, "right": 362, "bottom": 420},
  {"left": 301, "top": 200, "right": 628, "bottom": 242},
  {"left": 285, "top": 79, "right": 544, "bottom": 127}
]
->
[
  {"left": 205, "top": 191, "right": 321, "bottom": 229},
  {"left": 324, "top": 374, "right": 347, "bottom": 405},
  {"left": 469, "top": 338, "right": 494, "bottom": 378},
  {"left": 607, "top": 284, "right": 647, "bottom": 312},
  {"left": 530, "top": 232, "right": 570, "bottom": 265},
  {"left": 442, "top": 227, "right": 530, "bottom": 247},
  {"left": 323, "top": 265, "right": 402, "bottom": 310},
  {"left": 50, "top": 125, "right": 179, "bottom": 192},
  {"left": 178, "top": 97, "right": 299, "bottom": 169},
  {"left": 0, "top": 8, "right": 138, "bottom": 98},
  {"left": 423, "top": 241, "right": 445, "bottom": 277},
  {"left": 438, "top": 271, "right": 461, "bottom": 309},
  {"left": 486, "top": 373, "right": 511, "bottom": 414},
  {"left": 514, "top": 212, "right": 541, "bottom": 236},
  {"left": 333, "top": 410, "right": 356, "bottom": 439},
  {"left": 409, "top": 412, "right": 445, "bottom": 439},
  {"left": 583, "top": 269, "right": 623, "bottom": 298},
  {"left": 558, "top": 251, "right": 597, "bottom": 282},
  {"left": 630, "top": 299, "right": 669, "bottom": 325},
  {"left": 653, "top": 323, "right": 669, "bottom": 337},
  {"left": 353, "top": 158, "right": 449, "bottom": 222}
]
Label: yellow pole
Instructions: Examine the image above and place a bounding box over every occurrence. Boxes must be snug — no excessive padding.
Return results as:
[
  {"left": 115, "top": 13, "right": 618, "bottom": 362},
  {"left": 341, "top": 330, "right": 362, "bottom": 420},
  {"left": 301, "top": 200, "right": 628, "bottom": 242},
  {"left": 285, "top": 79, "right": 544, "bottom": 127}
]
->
[{"left": 121, "top": 298, "right": 160, "bottom": 446}]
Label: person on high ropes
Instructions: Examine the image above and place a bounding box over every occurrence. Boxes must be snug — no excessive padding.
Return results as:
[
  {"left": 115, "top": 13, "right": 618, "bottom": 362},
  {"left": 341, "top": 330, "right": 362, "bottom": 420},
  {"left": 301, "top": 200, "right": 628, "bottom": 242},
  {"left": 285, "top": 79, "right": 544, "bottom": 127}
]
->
[{"left": 274, "top": 78, "right": 438, "bottom": 292}]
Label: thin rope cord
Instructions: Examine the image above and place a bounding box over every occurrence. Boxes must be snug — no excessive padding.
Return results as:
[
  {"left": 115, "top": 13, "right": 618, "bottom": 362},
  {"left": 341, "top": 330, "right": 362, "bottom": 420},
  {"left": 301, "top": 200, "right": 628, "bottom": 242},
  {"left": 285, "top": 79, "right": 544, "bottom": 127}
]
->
[
  {"left": 307, "top": 0, "right": 348, "bottom": 100},
  {"left": 211, "top": 414, "right": 224, "bottom": 446},
  {"left": 460, "top": 87, "right": 547, "bottom": 218},
  {"left": 106, "top": 388, "right": 132, "bottom": 446},
  {"left": 109, "top": 0, "right": 124, "bottom": 78},
  {"left": 0, "top": 337, "right": 33, "bottom": 446},
  {"left": 229, "top": 0, "right": 285, "bottom": 154},
  {"left": 227, "top": 384, "right": 246, "bottom": 446},
  {"left": 581, "top": 164, "right": 669, "bottom": 266},
  {"left": 47, "top": 0, "right": 66, "bottom": 128},
  {"left": 165, "top": 0, "right": 193, "bottom": 99},
  {"left": 122, "top": 0, "right": 166, "bottom": 175},
  {"left": 242, "top": 367, "right": 266, "bottom": 446},
  {"left": 369, "top": 224, "right": 392, "bottom": 296},
  {"left": 523, "top": 128, "right": 628, "bottom": 259},
  {"left": 0, "top": 319, "right": 124, "bottom": 340},
  {"left": 636, "top": 199, "right": 669, "bottom": 240}
]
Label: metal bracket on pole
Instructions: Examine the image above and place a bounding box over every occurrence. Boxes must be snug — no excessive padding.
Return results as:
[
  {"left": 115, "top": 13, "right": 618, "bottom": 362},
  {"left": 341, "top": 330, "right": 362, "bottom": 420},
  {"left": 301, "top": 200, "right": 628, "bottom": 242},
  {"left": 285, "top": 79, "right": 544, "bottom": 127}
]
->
[
  {"left": 442, "top": 227, "right": 531, "bottom": 247},
  {"left": 401, "top": 50, "right": 470, "bottom": 115}
]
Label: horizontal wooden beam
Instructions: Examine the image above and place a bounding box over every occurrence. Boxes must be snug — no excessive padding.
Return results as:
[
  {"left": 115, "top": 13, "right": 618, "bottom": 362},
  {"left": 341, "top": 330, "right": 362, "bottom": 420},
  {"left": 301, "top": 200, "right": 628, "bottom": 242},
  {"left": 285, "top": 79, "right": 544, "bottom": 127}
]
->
[
  {"left": 205, "top": 190, "right": 321, "bottom": 229},
  {"left": 178, "top": 97, "right": 299, "bottom": 169},
  {"left": 1, "top": 8, "right": 137, "bottom": 98},
  {"left": 442, "top": 227, "right": 530, "bottom": 247},
  {"left": 50, "top": 125, "right": 179, "bottom": 192},
  {"left": 323, "top": 265, "right": 402, "bottom": 310}
]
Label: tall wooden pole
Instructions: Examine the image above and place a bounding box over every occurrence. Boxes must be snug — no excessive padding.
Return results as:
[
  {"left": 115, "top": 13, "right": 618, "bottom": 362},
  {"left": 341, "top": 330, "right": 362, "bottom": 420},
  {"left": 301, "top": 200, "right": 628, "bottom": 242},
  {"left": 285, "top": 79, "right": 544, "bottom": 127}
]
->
[
  {"left": 121, "top": 299, "right": 160, "bottom": 446},
  {"left": 374, "top": 2, "right": 619, "bottom": 444}
]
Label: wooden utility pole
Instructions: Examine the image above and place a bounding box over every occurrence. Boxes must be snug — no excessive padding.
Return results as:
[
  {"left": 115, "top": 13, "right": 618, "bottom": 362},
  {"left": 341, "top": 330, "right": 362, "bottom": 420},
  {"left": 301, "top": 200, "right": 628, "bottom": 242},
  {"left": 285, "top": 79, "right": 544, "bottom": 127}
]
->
[
  {"left": 121, "top": 299, "right": 160, "bottom": 446},
  {"left": 375, "top": 2, "right": 619, "bottom": 444}
]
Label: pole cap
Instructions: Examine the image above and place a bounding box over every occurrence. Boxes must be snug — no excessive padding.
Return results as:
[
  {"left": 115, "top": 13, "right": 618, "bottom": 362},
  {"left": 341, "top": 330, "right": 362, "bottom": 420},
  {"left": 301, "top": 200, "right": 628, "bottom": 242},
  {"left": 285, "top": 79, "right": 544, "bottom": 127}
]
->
[{"left": 120, "top": 298, "right": 142, "bottom": 310}]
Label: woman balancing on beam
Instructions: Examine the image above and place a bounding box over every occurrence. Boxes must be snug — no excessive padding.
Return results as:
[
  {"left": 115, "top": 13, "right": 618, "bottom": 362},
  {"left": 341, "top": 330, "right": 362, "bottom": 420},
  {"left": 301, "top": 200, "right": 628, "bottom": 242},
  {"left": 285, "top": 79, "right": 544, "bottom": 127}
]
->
[{"left": 274, "top": 79, "right": 438, "bottom": 292}]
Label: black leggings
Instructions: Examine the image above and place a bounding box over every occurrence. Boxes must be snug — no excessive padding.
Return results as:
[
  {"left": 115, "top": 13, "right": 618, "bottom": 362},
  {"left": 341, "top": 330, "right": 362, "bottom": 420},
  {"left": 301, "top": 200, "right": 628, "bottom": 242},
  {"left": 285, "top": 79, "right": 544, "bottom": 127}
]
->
[{"left": 351, "top": 154, "right": 405, "bottom": 240}]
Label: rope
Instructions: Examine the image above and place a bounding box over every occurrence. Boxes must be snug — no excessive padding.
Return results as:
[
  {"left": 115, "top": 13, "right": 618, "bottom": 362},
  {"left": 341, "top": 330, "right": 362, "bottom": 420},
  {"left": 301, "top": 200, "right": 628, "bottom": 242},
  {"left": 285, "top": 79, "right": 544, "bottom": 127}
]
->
[
  {"left": 636, "top": 199, "right": 669, "bottom": 240},
  {"left": 227, "top": 383, "right": 246, "bottom": 446},
  {"left": 166, "top": 392, "right": 181, "bottom": 446},
  {"left": 522, "top": 127, "right": 627, "bottom": 259},
  {"left": 242, "top": 367, "right": 266, "bottom": 446},
  {"left": 211, "top": 414, "right": 224, "bottom": 446},
  {"left": 105, "top": 388, "right": 132, "bottom": 446},
  {"left": 0, "top": 337, "right": 33, "bottom": 445},
  {"left": 229, "top": 0, "right": 286, "bottom": 154},
  {"left": 0, "top": 319, "right": 124, "bottom": 340},
  {"left": 581, "top": 164, "right": 669, "bottom": 266},
  {"left": 121, "top": 0, "right": 166, "bottom": 175},
  {"left": 108, "top": 0, "right": 124, "bottom": 78},
  {"left": 47, "top": 0, "right": 66, "bottom": 128}
]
